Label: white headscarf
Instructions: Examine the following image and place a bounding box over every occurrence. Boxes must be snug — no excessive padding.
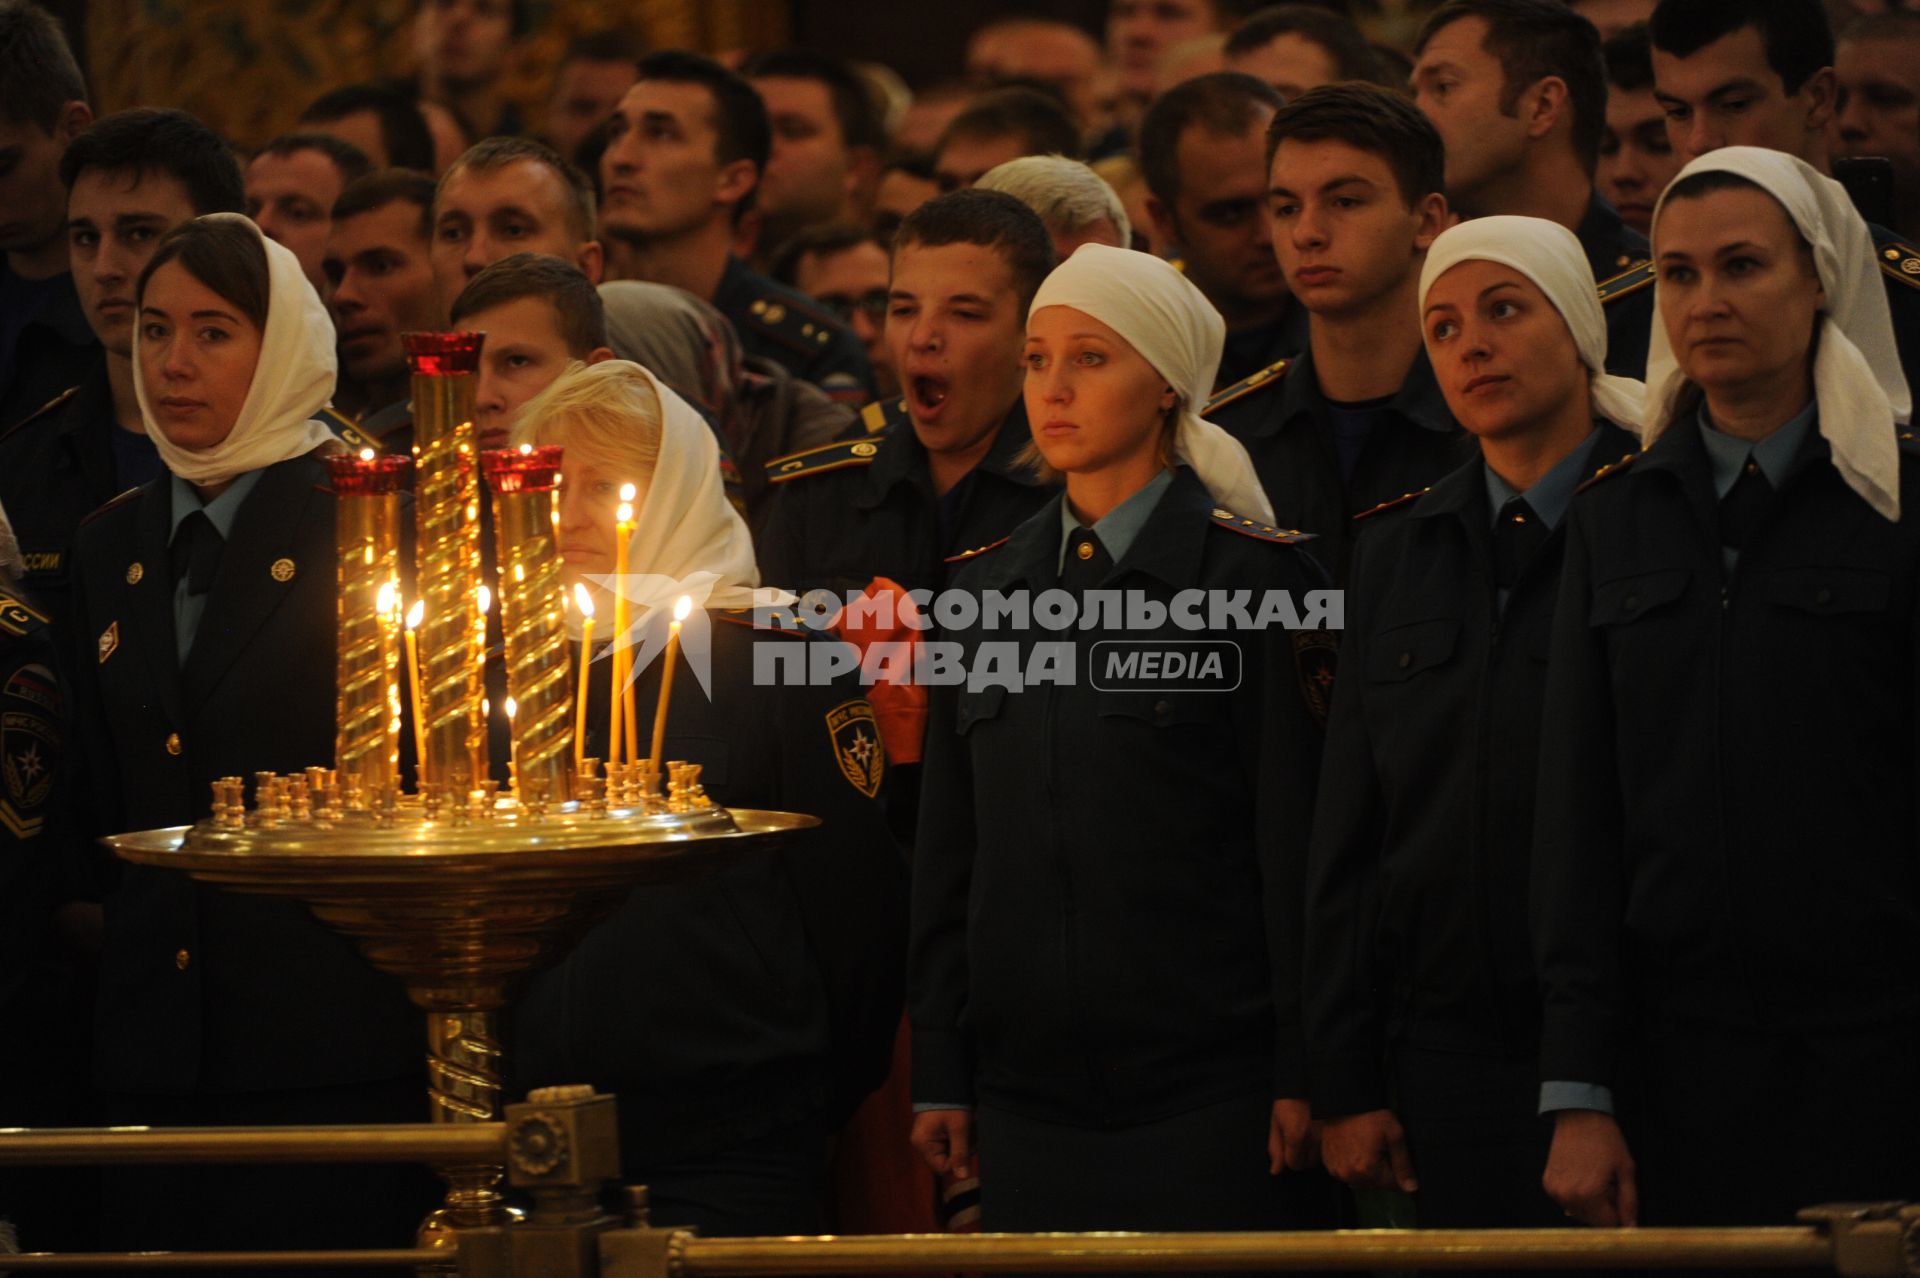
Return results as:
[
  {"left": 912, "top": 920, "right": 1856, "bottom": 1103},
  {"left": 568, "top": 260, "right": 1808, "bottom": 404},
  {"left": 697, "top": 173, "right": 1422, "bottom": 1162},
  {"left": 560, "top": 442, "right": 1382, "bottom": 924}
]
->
[
  {"left": 134, "top": 213, "right": 337, "bottom": 485},
  {"left": 0, "top": 496, "right": 22, "bottom": 578},
  {"left": 1644, "top": 147, "right": 1909, "bottom": 521},
  {"left": 512, "top": 359, "right": 793, "bottom": 695},
  {"left": 1031, "top": 243, "right": 1276, "bottom": 524},
  {"left": 1419, "top": 215, "right": 1647, "bottom": 435}
]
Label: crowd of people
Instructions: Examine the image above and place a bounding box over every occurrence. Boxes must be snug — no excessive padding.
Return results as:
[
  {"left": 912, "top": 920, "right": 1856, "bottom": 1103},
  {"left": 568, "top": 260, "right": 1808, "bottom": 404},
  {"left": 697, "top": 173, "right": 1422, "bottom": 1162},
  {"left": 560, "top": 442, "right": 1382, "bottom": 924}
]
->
[{"left": 1, "top": 0, "right": 1918, "bottom": 1264}]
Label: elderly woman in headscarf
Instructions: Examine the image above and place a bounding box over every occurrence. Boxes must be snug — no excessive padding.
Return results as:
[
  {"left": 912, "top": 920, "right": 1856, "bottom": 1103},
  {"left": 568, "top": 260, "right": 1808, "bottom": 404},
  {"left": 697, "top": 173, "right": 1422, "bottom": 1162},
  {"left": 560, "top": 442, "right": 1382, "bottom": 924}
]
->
[
  {"left": 1533, "top": 148, "right": 1920, "bottom": 1232},
  {"left": 65, "top": 213, "right": 428, "bottom": 1254},
  {"left": 907, "top": 243, "right": 1338, "bottom": 1232},
  {"left": 505, "top": 359, "right": 904, "bottom": 1238},
  {"left": 598, "top": 281, "right": 855, "bottom": 531},
  {"left": 1300, "top": 216, "right": 1643, "bottom": 1228}
]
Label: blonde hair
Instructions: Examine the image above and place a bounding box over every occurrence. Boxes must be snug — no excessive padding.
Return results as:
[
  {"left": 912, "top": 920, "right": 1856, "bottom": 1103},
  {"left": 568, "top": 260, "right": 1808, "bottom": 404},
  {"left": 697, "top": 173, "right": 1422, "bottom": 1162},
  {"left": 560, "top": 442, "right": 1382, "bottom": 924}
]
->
[{"left": 511, "top": 359, "right": 664, "bottom": 481}]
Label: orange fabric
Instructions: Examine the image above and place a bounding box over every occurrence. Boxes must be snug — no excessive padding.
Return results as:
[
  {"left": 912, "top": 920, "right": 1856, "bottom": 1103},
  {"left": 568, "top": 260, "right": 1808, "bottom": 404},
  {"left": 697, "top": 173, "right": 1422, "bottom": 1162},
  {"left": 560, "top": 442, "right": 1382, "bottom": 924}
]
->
[{"left": 827, "top": 577, "right": 929, "bottom": 765}]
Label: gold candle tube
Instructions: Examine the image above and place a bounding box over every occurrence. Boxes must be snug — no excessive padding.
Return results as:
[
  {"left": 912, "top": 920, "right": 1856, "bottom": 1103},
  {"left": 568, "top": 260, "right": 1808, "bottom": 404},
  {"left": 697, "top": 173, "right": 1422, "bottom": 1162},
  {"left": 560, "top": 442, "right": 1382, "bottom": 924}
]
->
[
  {"left": 404, "top": 332, "right": 488, "bottom": 794},
  {"left": 327, "top": 453, "right": 410, "bottom": 807},
  {"left": 481, "top": 447, "right": 575, "bottom": 807}
]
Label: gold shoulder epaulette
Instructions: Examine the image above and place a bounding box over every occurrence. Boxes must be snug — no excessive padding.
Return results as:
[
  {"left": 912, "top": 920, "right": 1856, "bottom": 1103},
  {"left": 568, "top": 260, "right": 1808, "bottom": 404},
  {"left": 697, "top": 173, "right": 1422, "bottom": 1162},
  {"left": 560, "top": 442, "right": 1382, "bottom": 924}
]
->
[
  {"left": 1576, "top": 450, "right": 1640, "bottom": 492},
  {"left": 859, "top": 397, "right": 908, "bottom": 436},
  {"left": 1881, "top": 240, "right": 1920, "bottom": 292},
  {"left": 1203, "top": 360, "right": 1290, "bottom": 416},
  {"left": 1597, "top": 259, "right": 1654, "bottom": 305},
  {"left": 0, "top": 385, "right": 80, "bottom": 443},
  {"left": 0, "top": 592, "right": 50, "bottom": 637},
  {"left": 765, "top": 436, "right": 882, "bottom": 483},
  {"left": 312, "top": 405, "right": 376, "bottom": 452},
  {"left": 78, "top": 485, "right": 142, "bottom": 527},
  {"left": 945, "top": 535, "right": 1010, "bottom": 564},
  {"left": 1210, "top": 507, "right": 1315, "bottom": 543},
  {"left": 1353, "top": 488, "right": 1429, "bottom": 521},
  {"left": 745, "top": 294, "right": 842, "bottom": 356}
]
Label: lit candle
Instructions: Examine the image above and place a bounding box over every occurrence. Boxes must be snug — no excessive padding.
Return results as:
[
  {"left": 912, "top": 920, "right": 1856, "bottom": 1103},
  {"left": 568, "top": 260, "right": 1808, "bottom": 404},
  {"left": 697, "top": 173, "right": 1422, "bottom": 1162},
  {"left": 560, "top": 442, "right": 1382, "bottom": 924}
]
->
[
  {"left": 573, "top": 584, "right": 595, "bottom": 771},
  {"left": 610, "top": 486, "right": 635, "bottom": 764},
  {"left": 404, "top": 599, "right": 427, "bottom": 778},
  {"left": 650, "top": 595, "right": 693, "bottom": 771}
]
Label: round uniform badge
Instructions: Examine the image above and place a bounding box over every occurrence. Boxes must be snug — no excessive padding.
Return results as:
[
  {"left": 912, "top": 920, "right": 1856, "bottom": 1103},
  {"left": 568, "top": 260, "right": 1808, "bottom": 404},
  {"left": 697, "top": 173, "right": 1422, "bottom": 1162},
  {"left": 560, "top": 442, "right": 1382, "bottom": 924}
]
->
[
  {"left": 270, "top": 558, "right": 296, "bottom": 582},
  {"left": 126, "top": 562, "right": 143, "bottom": 585}
]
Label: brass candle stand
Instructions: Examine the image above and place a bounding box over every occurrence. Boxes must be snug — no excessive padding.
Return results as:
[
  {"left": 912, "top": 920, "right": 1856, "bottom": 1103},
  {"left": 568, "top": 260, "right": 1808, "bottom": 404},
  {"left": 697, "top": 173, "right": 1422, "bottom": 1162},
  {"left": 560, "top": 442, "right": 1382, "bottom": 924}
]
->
[{"left": 481, "top": 446, "right": 574, "bottom": 811}]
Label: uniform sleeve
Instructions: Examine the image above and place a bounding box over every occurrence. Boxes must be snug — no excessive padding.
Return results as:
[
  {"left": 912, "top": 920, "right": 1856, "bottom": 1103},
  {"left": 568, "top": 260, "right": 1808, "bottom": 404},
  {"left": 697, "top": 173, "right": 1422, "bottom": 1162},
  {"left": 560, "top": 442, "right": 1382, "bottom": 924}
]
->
[
  {"left": 774, "top": 657, "right": 908, "bottom": 1122},
  {"left": 61, "top": 556, "right": 125, "bottom": 900},
  {"left": 0, "top": 644, "right": 69, "bottom": 905},
  {"left": 1302, "top": 535, "right": 1391, "bottom": 1117},
  {"left": 1531, "top": 502, "right": 1629, "bottom": 1090},
  {"left": 1250, "top": 547, "right": 1334, "bottom": 1101},
  {"left": 754, "top": 480, "right": 809, "bottom": 595},
  {"left": 907, "top": 673, "right": 978, "bottom": 1107}
]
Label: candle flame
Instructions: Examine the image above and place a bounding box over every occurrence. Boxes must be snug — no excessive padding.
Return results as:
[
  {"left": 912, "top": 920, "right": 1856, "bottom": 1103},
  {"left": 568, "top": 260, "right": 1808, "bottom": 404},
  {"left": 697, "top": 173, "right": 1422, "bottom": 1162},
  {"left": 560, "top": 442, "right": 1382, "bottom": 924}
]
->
[
  {"left": 574, "top": 583, "right": 594, "bottom": 618},
  {"left": 673, "top": 594, "right": 693, "bottom": 622},
  {"left": 477, "top": 585, "right": 492, "bottom": 615},
  {"left": 616, "top": 501, "right": 632, "bottom": 524},
  {"left": 405, "top": 599, "right": 424, "bottom": 630},
  {"left": 619, "top": 482, "right": 636, "bottom": 501},
  {"left": 519, "top": 442, "right": 533, "bottom": 454},
  {"left": 359, "top": 447, "right": 375, "bottom": 461},
  {"left": 376, "top": 580, "right": 397, "bottom": 615},
  {"left": 504, "top": 697, "right": 517, "bottom": 719}
]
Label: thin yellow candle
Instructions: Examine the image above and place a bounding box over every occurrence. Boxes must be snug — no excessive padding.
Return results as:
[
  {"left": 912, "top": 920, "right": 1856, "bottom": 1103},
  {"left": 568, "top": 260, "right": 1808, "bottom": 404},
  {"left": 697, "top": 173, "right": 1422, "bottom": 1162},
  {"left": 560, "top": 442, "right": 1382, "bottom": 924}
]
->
[
  {"left": 612, "top": 485, "right": 636, "bottom": 765},
  {"left": 404, "top": 599, "right": 427, "bottom": 781},
  {"left": 650, "top": 595, "right": 693, "bottom": 771},
  {"left": 573, "top": 583, "right": 594, "bottom": 770}
]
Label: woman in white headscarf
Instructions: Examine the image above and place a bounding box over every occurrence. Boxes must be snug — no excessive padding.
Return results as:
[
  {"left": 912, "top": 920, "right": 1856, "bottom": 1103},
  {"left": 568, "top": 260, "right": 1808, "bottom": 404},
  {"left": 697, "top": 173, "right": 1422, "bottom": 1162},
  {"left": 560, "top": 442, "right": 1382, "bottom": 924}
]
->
[
  {"left": 1300, "top": 215, "right": 1644, "bottom": 1227},
  {"left": 908, "top": 243, "right": 1339, "bottom": 1232},
  {"left": 66, "top": 213, "right": 430, "bottom": 1256},
  {"left": 1532, "top": 148, "right": 1920, "bottom": 1233},
  {"left": 507, "top": 359, "right": 905, "bottom": 1238}
]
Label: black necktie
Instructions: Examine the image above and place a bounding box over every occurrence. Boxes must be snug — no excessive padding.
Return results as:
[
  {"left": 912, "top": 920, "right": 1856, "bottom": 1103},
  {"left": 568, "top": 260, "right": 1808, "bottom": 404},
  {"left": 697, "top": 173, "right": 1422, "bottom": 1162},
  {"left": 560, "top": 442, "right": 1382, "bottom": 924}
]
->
[
  {"left": 1719, "top": 457, "right": 1774, "bottom": 550},
  {"left": 1492, "top": 497, "right": 1548, "bottom": 590},
  {"left": 1061, "top": 526, "right": 1112, "bottom": 595},
  {"left": 170, "top": 509, "right": 225, "bottom": 596}
]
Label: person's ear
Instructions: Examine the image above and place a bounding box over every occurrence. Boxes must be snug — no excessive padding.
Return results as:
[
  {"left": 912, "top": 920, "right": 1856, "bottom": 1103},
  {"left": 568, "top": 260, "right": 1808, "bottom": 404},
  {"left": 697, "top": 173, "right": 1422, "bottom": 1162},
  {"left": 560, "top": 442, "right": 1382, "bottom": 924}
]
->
[
  {"left": 1800, "top": 66, "right": 1838, "bottom": 135},
  {"left": 585, "top": 345, "right": 615, "bottom": 365},
  {"left": 1159, "top": 385, "right": 1177, "bottom": 410},
  {"left": 576, "top": 239, "right": 605, "bottom": 285},
  {"left": 1525, "top": 76, "right": 1569, "bottom": 142},
  {"left": 715, "top": 158, "right": 759, "bottom": 211},
  {"left": 56, "top": 100, "right": 93, "bottom": 144},
  {"left": 1412, "top": 192, "right": 1450, "bottom": 252}
]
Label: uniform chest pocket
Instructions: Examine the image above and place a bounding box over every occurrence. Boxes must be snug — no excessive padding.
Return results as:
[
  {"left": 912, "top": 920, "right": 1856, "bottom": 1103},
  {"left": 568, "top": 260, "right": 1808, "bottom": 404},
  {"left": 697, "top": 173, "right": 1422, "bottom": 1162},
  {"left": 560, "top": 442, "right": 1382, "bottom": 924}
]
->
[
  {"left": 1367, "top": 618, "right": 1458, "bottom": 683},
  {"left": 1590, "top": 568, "right": 1690, "bottom": 627},
  {"left": 1095, "top": 689, "right": 1228, "bottom": 728},
  {"left": 1764, "top": 566, "right": 1890, "bottom": 616},
  {"left": 955, "top": 685, "right": 1007, "bottom": 735}
]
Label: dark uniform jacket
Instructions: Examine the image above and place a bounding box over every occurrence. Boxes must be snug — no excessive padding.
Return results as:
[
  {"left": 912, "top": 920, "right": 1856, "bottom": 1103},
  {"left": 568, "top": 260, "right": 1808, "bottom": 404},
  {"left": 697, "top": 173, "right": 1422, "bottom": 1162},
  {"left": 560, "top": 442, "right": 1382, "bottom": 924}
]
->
[
  {"left": 1576, "top": 193, "right": 1656, "bottom": 382},
  {"left": 1532, "top": 415, "right": 1920, "bottom": 1094},
  {"left": 755, "top": 400, "right": 1057, "bottom": 597},
  {"left": 0, "top": 362, "right": 132, "bottom": 632},
  {"left": 1303, "top": 422, "right": 1639, "bottom": 1119},
  {"left": 714, "top": 256, "right": 873, "bottom": 407},
  {"left": 1203, "top": 348, "right": 1474, "bottom": 584},
  {"left": 68, "top": 453, "right": 419, "bottom": 1096},
  {"left": 909, "top": 468, "right": 1333, "bottom": 1125},
  {"left": 1216, "top": 304, "right": 1311, "bottom": 392},
  {"left": 0, "top": 266, "right": 98, "bottom": 436},
  {"left": 1879, "top": 230, "right": 1920, "bottom": 412},
  {"left": 514, "top": 614, "right": 904, "bottom": 1162}
]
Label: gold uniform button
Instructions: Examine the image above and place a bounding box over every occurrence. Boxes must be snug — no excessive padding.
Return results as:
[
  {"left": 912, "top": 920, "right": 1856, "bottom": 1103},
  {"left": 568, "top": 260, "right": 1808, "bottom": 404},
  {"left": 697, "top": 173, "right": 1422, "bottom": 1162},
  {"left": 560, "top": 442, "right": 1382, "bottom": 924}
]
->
[
  {"left": 174, "top": 948, "right": 191, "bottom": 970},
  {"left": 165, "top": 731, "right": 181, "bottom": 755},
  {"left": 1076, "top": 540, "right": 1095, "bottom": 560},
  {"left": 270, "top": 557, "right": 296, "bottom": 582},
  {"left": 126, "top": 562, "right": 144, "bottom": 585}
]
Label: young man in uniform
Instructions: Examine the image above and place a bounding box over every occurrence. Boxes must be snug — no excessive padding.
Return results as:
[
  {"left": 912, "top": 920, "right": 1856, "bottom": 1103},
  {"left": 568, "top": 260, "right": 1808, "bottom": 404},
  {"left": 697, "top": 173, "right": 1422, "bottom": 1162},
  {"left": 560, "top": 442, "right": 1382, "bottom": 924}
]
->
[
  {"left": 755, "top": 190, "right": 1057, "bottom": 599},
  {"left": 1598, "top": 24, "right": 1682, "bottom": 238},
  {"left": 0, "top": 109, "right": 242, "bottom": 631},
  {"left": 244, "top": 132, "right": 372, "bottom": 296},
  {"left": 447, "top": 253, "right": 614, "bottom": 450},
  {"left": 429, "top": 134, "right": 603, "bottom": 317},
  {"left": 743, "top": 49, "right": 885, "bottom": 269},
  {"left": 1207, "top": 84, "right": 1469, "bottom": 583},
  {"left": 1411, "top": 0, "right": 1656, "bottom": 377},
  {"left": 598, "top": 51, "right": 871, "bottom": 406}
]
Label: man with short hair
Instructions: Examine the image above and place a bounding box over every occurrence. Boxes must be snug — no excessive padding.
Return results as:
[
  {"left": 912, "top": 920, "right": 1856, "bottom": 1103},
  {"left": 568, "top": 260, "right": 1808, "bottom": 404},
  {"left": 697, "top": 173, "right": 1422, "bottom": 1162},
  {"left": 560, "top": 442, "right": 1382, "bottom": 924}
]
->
[
  {"left": 772, "top": 223, "right": 897, "bottom": 400},
  {"left": 323, "top": 170, "right": 443, "bottom": 448},
  {"left": 744, "top": 49, "right": 886, "bottom": 268},
  {"left": 430, "top": 134, "right": 603, "bottom": 316},
  {"left": 412, "top": 0, "right": 521, "bottom": 139},
  {"left": 1224, "top": 4, "right": 1385, "bottom": 100},
  {"left": 1140, "top": 73, "right": 1306, "bottom": 390},
  {"left": 975, "top": 153, "right": 1130, "bottom": 260},
  {"left": 298, "top": 83, "right": 436, "bottom": 173},
  {"left": 0, "top": 1, "right": 96, "bottom": 434},
  {"left": 932, "top": 87, "right": 1082, "bottom": 192},
  {"left": 245, "top": 133, "right": 373, "bottom": 295},
  {"left": 447, "top": 253, "right": 615, "bottom": 449},
  {"left": 1412, "top": 0, "right": 1654, "bottom": 378},
  {"left": 756, "top": 189, "right": 1057, "bottom": 599},
  {"left": 599, "top": 51, "right": 871, "bottom": 405},
  {"left": 966, "top": 17, "right": 1106, "bottom": 134},
  {"left": 0, "top": 108, "right": 243, "bottom": 630},
  {"left": 1598, "top": 24, "right": 1680, "bottom": 237},
  {"left": 1834, "top": 11, "right": 1920, "bottom": 239},
  {"left": 543, "top": 29, "right": 640, "bottom": 166},
  {"left": 1206, "top": 84, "right": 1469, "bottom": 584},
  {"left": 873, "top": 154, "right": 940, "bottom": 242},
  {"left": 1107, "top": 0, "right": 1262, "bottom": 128},
  {"left": 1648, "top": 0, "right": 1920, "bottom": 403}
]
